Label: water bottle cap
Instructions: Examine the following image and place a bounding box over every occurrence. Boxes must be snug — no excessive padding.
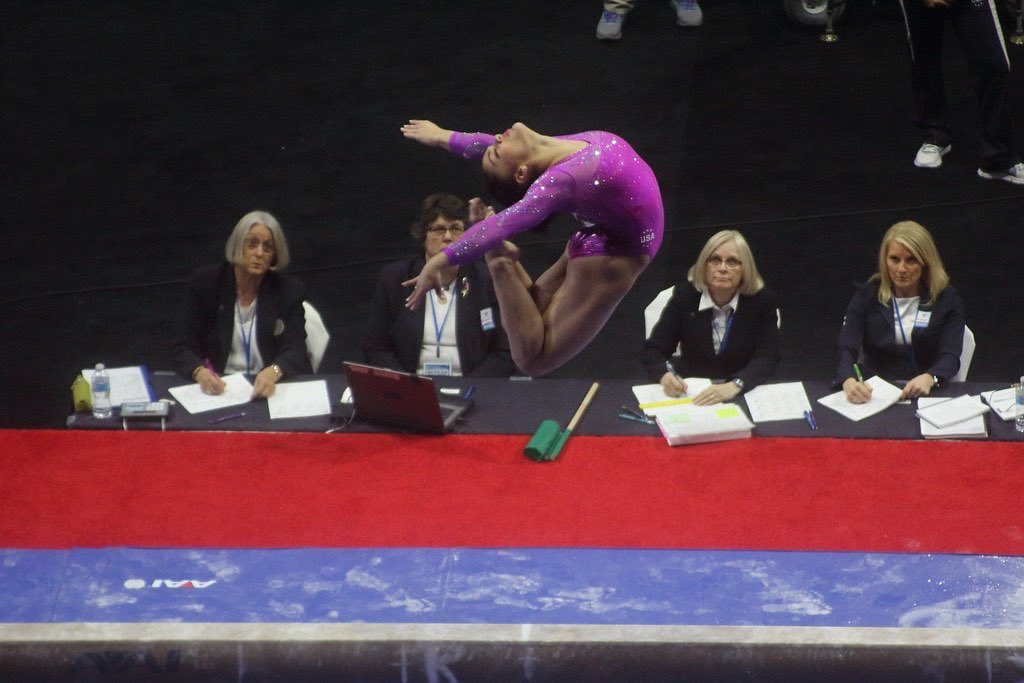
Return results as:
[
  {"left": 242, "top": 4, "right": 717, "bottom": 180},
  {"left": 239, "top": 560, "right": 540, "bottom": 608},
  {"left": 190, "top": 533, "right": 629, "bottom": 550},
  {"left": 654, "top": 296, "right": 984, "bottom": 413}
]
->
[{"left": 95, "top": 363, "right": 105, "bottom": 371}]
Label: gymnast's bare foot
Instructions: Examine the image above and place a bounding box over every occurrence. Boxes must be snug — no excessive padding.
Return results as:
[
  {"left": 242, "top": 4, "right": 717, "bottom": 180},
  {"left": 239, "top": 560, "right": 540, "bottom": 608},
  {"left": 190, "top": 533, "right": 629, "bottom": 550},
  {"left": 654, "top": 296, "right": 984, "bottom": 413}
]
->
[{"left": 486, "top": 240, "right": 521, "bottom": 265}]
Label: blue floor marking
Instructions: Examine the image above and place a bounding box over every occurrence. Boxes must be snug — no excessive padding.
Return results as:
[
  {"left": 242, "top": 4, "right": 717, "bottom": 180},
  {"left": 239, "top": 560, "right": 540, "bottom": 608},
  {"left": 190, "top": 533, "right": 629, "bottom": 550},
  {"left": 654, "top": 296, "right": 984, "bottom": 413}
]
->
[{"left": 2, "top": 547, "right": 1023, "bottom": 629}]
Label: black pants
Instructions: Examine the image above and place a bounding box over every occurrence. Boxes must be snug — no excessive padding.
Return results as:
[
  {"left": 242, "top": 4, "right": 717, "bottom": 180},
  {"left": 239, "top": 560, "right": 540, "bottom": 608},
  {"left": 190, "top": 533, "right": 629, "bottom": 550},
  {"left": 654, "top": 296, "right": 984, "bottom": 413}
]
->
[{"left": 898, "top": 0, "right": 1018, "bottom": 170}]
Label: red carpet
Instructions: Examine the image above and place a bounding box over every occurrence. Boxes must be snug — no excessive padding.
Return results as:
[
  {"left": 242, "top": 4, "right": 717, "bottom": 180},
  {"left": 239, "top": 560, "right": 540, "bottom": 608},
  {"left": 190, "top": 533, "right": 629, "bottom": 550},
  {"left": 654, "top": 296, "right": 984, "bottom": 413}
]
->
[{"left": 1, "top": 429, "right": 1022, "bottom": 555}]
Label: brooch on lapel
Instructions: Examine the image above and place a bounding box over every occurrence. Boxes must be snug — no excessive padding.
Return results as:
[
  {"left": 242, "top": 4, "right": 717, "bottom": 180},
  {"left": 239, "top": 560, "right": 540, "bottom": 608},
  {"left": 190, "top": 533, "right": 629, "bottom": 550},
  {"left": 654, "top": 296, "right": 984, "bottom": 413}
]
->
[
  {"left": 273, "top": 319, "right": 285, "bottom": 336},
  {"left": 460, "top": 277, "right": 470, "bottom": 298}
]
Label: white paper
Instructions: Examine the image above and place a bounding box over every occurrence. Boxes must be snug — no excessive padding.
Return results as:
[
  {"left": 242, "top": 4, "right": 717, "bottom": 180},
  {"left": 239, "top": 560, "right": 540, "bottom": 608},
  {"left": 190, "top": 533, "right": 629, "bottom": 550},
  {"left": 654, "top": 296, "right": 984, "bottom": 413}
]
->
[
  {"left": 816, "top": 376, "right": 903, "bottom": 422},
  {"left": 980, "top": 388, "right": 1018, "bottom": 422},
  {"left": 82, "top": 366, "right": 153, "bottom": 407},
  {"left": 168, "top": 373, "right": 253, "bottom": 414},
  {"left": 632, "top": 378, "right": 713, "bottom": 416},
  {"left": 918, "top": 396, "right": 988, "bottom": 438},
  {"left": 267, "top": 380, "right": 331, "bottom": 419},
  {"left": 742, "top": 381, "right": 812, "bottom": 423},
  {"left": 915, "top": 394, "right": 989, "bottom": 429},
  {"left": 655, "top": 402, "right": 754, "bottom": 445}
]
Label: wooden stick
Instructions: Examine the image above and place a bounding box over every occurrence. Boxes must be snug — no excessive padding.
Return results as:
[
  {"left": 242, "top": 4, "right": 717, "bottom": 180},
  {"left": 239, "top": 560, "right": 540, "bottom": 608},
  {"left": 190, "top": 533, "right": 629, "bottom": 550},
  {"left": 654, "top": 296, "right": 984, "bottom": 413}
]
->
[{"left": 566, "top": 382, "right": 601, "bottom": 432}]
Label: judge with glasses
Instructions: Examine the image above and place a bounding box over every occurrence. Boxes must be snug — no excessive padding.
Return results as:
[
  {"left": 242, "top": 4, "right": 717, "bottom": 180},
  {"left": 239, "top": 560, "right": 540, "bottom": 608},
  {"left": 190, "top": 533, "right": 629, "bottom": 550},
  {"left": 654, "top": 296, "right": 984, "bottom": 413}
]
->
[
  {"left": 641, "top": 230, "right": 780, "bottom": 405},
  {"left": 360, "top": 193, "right": 515, "bottom": 377}
]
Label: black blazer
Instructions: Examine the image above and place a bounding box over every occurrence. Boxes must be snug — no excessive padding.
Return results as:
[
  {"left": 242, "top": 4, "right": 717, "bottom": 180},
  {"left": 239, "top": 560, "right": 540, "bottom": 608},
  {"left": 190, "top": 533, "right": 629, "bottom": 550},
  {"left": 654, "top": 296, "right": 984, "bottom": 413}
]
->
[
  {"left": 641, "top": 284, "right": 780, "bottom": 390},
  {"left": 360, "top": 256, "right": 514, "bottom": 378},
  {"left": 171, "top": 263, "right": 312, "bottom": 380},
  {"left": 834, "top": 282, "right": 965, "bottom": 386}
]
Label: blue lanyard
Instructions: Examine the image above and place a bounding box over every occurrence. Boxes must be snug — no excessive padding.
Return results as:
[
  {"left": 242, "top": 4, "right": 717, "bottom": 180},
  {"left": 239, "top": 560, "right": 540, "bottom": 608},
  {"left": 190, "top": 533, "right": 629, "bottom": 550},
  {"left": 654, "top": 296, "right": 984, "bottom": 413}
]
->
[
  {"left": 715, "top": 309, "right": 734, "bottom": 355},
  {"left": 236, "top": 300, "right": 256, "bottom": 373},
  {"left": 891, "top": 297, "right": 918, "bottom": 373},
  {"left": 428, "top": 284, "right": 455, "bottom": 358}
]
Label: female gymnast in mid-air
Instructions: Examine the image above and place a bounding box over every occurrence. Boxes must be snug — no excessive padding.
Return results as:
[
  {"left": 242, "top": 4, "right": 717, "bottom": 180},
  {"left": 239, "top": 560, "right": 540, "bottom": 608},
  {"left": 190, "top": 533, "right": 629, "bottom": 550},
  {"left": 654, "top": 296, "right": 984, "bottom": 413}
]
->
[{"left": 401, "top": 120, "right": 664, "bottom": 376}]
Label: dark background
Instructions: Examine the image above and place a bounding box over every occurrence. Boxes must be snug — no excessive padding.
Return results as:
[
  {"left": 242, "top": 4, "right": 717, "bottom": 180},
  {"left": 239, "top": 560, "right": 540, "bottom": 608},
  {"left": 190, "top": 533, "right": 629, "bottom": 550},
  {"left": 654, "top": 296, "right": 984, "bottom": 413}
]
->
[{"left": 2, "top": 0, "right": 1022, "bottom": 428}]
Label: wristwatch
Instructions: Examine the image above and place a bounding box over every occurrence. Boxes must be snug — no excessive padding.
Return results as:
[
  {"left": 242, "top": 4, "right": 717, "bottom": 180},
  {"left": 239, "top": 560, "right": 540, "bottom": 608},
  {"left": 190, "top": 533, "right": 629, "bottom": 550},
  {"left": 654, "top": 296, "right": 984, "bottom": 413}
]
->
[
  {"left": 732, "top": 378, "right": 745, "bottom": 391},
  {"left": 931, "top": 374, "right": 940, "bottom": 388}
]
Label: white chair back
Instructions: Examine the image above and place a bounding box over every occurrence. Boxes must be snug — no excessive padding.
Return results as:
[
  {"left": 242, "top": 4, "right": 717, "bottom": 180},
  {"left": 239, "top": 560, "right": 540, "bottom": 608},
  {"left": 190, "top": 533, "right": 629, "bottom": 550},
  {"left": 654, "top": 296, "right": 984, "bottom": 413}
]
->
[
  {"left": 302, "top": 301, "right": 330, "bottom": 373},
  {"left": 644, "top": 286, "right": 676, "bottom": 339},
  {"left": 951, "top": 325, "right": 975, "bottom": 382}
]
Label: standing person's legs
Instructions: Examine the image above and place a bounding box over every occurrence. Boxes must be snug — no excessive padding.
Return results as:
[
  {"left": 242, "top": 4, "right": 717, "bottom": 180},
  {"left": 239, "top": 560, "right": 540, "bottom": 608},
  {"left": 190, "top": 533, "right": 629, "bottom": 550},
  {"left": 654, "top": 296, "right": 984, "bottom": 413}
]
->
[
  {"left": 487, "top": 249, "right": 648, "bottom": 376},
  {"left": 899, "top": 1, "right": 952, "bottom": 155},
  {"left": 950, "top": 0, "right": 1019, "bottom": 172},
  {"left": 598, "top": 0, "right": 636, "bottom": 39}
]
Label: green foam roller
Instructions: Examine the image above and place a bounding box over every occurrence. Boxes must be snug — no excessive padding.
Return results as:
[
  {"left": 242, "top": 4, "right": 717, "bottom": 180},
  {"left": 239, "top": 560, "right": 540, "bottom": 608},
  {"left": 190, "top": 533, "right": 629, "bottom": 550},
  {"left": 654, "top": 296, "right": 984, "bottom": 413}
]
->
[
  {"left": 524, "top": 419, "right": 561, "bottom": 461},
  {"left": 543, "top": 429, "right": 571, "bottom": 461}
]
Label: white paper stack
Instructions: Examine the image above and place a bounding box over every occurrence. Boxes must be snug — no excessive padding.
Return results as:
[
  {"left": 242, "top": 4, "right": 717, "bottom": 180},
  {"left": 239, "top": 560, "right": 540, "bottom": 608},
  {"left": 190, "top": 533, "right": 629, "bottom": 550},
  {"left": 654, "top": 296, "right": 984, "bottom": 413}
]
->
[
  {"left": 632, "top": 379, "right": 712, "bottom": 417},
  {"left": 916, "top": 395, "right": 989, "bottom": 439},
  {"left": 817, "top": 376, "right": 902, "bottom": 422},
  {"left": 81, "top": 366, "right": 155, "bottom": 407},
  {"left": 980, "top": 388, "right": 1018, "bottom": 422},
  {"left": 655, "top": 402, "right": 754, "bottom": 446}
]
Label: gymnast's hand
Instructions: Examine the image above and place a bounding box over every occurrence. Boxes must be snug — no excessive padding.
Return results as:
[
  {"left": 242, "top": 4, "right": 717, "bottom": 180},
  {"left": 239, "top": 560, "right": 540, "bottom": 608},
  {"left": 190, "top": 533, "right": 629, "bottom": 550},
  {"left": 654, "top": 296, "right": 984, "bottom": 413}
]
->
[
  {"left": 468, "top": 197, "right": 495, "bottom": 225},
  {"left": 401, "top": 120, "right": 452, "bottom": 150},
  {"left": 403, "top": 252, "right": 449, "bottom": 310}
]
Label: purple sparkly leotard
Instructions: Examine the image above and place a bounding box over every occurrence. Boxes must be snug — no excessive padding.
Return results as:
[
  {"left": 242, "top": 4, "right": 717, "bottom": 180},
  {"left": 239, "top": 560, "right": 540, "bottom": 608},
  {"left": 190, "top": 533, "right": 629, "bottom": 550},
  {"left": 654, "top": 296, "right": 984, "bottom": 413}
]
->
[{"left": 442, "top": 130, "right": 664, "bottom": 266}]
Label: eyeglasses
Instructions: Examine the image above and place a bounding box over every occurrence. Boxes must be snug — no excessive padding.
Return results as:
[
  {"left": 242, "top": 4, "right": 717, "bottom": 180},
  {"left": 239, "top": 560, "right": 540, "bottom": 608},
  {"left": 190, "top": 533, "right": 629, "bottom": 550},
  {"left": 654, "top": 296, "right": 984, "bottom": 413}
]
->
[
  {"left": 427, "top": 225, "right": 465, "bottom": 236},
  {"left": 244, "top": 237, "right": 275, "bottom": 255},
  {"left": 707, "top": 256, "right": 742, "bottom": 270}
]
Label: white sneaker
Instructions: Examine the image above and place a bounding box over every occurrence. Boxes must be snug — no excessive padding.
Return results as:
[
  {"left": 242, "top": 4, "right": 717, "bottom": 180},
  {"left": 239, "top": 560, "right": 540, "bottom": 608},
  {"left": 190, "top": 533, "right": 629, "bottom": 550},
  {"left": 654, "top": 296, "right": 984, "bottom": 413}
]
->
[
  {"left": 596, "top": 10, "right": 625, "bottom": 40},
  {"left": 914, "top": 142, "right": 951, "bottom": 168},
  {"left": 672, "top": 0, "right": 704, "bottom": 26},
  {"left": 977, "top": 162, "right": 1024, "bottom": 185}
]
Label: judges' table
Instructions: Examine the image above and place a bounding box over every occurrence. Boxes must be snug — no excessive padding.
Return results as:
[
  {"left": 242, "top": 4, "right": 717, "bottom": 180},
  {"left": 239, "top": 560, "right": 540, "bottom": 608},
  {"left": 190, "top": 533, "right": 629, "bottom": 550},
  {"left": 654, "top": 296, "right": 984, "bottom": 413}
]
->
[{"left": 66, "top": 372, "right": 1022, "bottom": 441}]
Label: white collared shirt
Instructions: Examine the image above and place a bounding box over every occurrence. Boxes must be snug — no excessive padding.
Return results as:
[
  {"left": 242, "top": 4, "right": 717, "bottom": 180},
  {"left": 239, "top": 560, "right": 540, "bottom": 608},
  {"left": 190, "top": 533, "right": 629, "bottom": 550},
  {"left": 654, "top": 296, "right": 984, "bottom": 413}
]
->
[
  {"left": 893, "top": 296, "right": 920, "bottom": 345},
  {"left": 226, "top": 299, "right": 264, "bottom": 374},
  {"left": 418, "top": 281, "right": 462, "bottom": 376},
  {"left": 698, "top": 290, "right": 740, "bottom": 354}
]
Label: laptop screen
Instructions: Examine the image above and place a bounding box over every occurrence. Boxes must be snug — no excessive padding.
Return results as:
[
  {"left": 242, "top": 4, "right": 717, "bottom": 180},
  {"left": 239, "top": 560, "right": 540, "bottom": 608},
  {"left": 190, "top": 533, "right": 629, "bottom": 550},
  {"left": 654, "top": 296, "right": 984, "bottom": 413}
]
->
[{"left": 343, "top": 362, "right": 465, "bottom": 434}]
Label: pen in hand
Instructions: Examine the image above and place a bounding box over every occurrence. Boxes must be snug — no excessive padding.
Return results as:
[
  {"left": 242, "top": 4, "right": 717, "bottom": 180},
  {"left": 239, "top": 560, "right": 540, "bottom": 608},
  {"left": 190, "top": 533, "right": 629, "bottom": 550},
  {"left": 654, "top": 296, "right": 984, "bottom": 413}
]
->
[
  {"left": 853, "top": 363, "right": 864, "bottom": 383},
  {"left": 664, "top": 360, "right": 686, "bottom": 396}
]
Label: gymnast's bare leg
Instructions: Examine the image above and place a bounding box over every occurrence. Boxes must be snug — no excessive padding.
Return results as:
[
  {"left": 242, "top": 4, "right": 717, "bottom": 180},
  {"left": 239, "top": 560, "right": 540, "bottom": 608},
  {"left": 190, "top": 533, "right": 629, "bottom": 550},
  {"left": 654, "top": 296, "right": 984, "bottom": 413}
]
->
[{"left": 486, "top": 241, "right": 648, "bottom": 376}]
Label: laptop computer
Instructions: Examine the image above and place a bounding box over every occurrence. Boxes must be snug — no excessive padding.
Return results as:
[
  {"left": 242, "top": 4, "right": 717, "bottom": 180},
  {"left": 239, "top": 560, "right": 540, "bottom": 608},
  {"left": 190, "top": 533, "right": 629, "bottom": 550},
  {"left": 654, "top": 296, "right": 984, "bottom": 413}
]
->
[{"left": 342, "top": 361, "right": 473, "bottom": 434}]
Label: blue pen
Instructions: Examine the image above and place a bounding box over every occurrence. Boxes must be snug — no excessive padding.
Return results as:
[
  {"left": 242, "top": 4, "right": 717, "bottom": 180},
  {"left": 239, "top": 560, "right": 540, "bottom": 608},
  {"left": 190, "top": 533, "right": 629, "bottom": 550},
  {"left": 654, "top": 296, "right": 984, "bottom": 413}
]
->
[
  {"left": 803, "top": 410, "right": 819, "bottom": 430},
  {"left": 665, "top": 360, "right": 680, "bottom": 380},
  {"left": 209, "top": 411, "right": 245, "bottom": 425},
  {"left": 463, "top": 385, "right": 475, "bottom": 400},
  {"left": 619, "top": 412, "right": 654, "bottom": 425}
]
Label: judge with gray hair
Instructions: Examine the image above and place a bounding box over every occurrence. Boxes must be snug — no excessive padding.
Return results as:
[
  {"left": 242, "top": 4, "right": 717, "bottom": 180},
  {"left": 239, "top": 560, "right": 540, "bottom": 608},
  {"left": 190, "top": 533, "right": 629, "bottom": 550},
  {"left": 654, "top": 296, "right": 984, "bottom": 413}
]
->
[{"left": 172, "top": 210, "right": 311, "bottom": 399}]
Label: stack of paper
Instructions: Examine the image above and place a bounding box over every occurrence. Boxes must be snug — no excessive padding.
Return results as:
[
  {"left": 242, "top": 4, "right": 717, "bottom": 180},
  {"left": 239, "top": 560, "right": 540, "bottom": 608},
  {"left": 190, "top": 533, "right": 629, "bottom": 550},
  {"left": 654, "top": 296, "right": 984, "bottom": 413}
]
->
[
  {"left": 655, "top": 402, "right": 754, "bottom": 446},
  {"left": 742, "top": 382, "right": 812, "bottom": 423},
  {"left": 817, "top": 376, "right": 902, "bottom": 422},
  {"left": 631, "top": 379, "right": 712, "bottom": 417},
  {"left": 980, "top": 388, "right": 1018, "bottom": 422},
  {"left": 916, "top": 395, "right": 989, "bottom": 439},
  {"left": 81, "top": 366, "right": 155, "bottom": 407},
  {"left": 168, "top": 373, "right": 253, "bottom": 414}
]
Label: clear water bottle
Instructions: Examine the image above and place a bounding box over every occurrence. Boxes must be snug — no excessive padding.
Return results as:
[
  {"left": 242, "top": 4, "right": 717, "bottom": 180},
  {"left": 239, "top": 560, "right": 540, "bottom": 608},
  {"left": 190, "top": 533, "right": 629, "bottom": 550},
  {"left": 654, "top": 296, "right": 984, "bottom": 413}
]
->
[
  {"left": 1015, "top": 376, "right": 1024, "bottom": 433},
  {"left": 91, "top": 363, "right": 112, "bottom": 419}
]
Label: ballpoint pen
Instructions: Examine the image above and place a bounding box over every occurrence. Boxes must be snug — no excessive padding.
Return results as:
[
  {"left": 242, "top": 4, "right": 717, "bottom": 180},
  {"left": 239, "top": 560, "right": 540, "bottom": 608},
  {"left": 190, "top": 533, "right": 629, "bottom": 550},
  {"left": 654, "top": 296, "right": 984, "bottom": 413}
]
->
[
  {"left": 853, "top": 363, "right": 864, "bottom": 383},
  {"left": 619, "top": 405, "right": 655, "bottom": 423},
  {"left": 463, "top": 385, "right": 475, "bottom": 400},
  {"left": 208, "top": 411, "right": 245, "bottom": 425},
  {"left": 803, "top": 409, "right": 819, "bottom": 430},
  {"left": 665, "top": 360, "right": 681, "bottom": 380},
  {"left": 619, "top": 412, "right": 655, "bottom": 425}
]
